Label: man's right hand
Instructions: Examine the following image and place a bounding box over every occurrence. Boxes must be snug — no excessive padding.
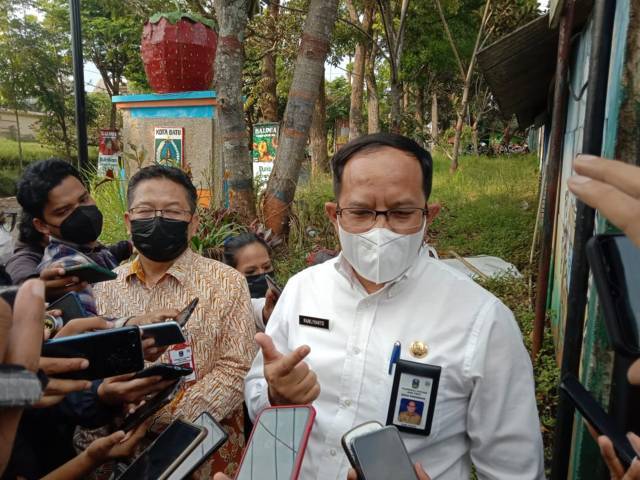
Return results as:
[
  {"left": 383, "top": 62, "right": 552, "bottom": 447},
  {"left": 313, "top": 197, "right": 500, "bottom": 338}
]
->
[
  {"left": 127, "top": 308, "right": 181, "bottom": 327},
  {"left": 39, "top": 266, "right": 87, "bottom": 301},
  {"left": 255, "top": 332, "right": 320, "bottom": 405},
  {"left": 97, "top": 373, "right": 176, "bottom": 406}
]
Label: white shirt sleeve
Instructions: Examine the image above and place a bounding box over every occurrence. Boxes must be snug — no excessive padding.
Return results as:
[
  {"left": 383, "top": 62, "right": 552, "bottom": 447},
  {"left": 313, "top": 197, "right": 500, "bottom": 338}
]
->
[
  {"left": 251, "top": 297, "right": 267, "bottom": 332},
  {"left": 244, "top": 287, "right": 293, "bottom": 421},
  {"left": 465, "top": 299, "right": 545, "bottom": 479}
]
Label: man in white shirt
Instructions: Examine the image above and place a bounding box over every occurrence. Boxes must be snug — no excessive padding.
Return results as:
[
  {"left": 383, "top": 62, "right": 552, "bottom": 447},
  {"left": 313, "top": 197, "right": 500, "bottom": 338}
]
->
[{"left": 244, "top": 132, "right": 545, "bottom": 479}]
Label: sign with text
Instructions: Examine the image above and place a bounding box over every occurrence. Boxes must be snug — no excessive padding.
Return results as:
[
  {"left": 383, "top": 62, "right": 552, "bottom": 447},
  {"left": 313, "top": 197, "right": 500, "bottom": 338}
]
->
[
  {"left": 154, "top": 127, "right": 184, "bottom": 168},
  {"left": 98, "top": 129, "right": 120, "bottom": 178}
]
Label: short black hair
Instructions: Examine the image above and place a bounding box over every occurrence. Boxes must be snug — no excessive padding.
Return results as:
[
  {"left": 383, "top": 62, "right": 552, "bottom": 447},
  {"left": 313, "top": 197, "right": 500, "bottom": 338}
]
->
[
  {"left": 330, "top": 132, "right": 433, "bottom": 200},
  {"left": 16, "top": 158, "right": 84, "bottom": 244},
  {"left": 223, "top": 233, "right": 269, "bottom": 268},
  {"left": 127, "top": 165, "right": 198, "bottom": 212}
]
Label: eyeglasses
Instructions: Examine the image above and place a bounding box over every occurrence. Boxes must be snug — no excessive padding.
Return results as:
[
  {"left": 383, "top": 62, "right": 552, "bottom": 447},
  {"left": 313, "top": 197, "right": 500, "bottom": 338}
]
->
[
  {"left": 0, "top": 212, "right": 17, "bottom": 232},
  {"left": 337, "top": 206, "right": 427, "bottom": 233},
  {"left": 128, "top": 207, "right": 193, "bottom": 221}
]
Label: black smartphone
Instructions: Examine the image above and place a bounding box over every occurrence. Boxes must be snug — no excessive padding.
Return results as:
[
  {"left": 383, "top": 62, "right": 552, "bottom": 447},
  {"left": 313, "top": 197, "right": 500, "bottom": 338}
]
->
[
  {"left": 132, "top": 364, "right": 193, "bottom": 381},
  {"left": 586, "top": 234, "right": 640, "bottom": 356},
  {"left": 0, "top": 286, "right": 19, "bottom": 308},
  {"left": 140, "top": 321, "right": 186, "bottom": 347},
  {"left": 41, "top": 326, "right": 144, "bottom": 380},
  {"left": 166, "top": 412, "right": 229, "bottom": 480},
  {"left": 561, "top": 373, "right": 637, "bottom": 468},
  {"left": 265, "top": 274, "right": 282, "bottom": 297},
  {"left": 341, "top": 421, "right": 383, "bottom": 472},
  {"left": 48, "top": 292, "right": 87, "bottom": 323},
  {"left": 117, "top": 418, "right": 206, "bottom": 480},
  {"left": 236, "top": 405, "right": 316, "bottom": 480},
  {"left": 350, "top": 426, "right": 417, "bottom": 480},
  {"left": 120, "top": 380, "right": 182, "bottom": 432},
  {"left": 175, "top": 297, "right": 199, "bottom": 328},
  {"left": 63, "top": 263, "right": 117, "bottom": 284}
]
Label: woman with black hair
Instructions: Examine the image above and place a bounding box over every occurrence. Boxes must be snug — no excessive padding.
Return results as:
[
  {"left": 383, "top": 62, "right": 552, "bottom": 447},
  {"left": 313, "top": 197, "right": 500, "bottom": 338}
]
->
[{"left": 223, "top": 233, "right": 279, "bottom": 331}]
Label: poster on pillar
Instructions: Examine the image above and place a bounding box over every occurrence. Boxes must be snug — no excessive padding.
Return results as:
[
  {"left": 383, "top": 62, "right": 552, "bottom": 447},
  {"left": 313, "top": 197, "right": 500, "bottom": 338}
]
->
[
  {"left": 98, "top": 129, "right": 121, "bottom": 178},
  {"left": 252, "top": 123, "right": 278, "bottom": 188},
  {"left": 154, "top": 127, "right": 184, "bottom": 168}
]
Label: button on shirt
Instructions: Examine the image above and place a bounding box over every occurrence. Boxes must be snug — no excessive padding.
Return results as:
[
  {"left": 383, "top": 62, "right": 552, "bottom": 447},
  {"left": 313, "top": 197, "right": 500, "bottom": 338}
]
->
[{"left": 244, "top": 253, "right": 545, "bottom": 480}]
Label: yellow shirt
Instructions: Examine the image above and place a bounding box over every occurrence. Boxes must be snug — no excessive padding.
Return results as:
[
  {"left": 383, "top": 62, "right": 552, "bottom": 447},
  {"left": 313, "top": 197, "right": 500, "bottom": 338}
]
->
[{"left": 94, "top": 248, "right": 256, "bottom": 474}]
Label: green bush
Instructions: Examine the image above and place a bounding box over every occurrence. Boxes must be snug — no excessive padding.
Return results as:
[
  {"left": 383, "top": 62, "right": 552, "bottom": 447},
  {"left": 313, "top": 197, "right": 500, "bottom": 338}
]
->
[{"left": 0, "top": 171, "right": 17, "bottom": 197}]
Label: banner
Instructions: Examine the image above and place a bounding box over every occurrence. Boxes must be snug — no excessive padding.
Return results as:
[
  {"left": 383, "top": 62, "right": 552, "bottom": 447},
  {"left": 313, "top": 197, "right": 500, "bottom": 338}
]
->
[
  {"left": 154, "top": 127, "right": 184, "bottom": 168},
  {"left": 98, "top": 129, "right": 120, "bottom": 178},
  {"left": 252, "top": 123, "right": 278, "bottom": 187}
]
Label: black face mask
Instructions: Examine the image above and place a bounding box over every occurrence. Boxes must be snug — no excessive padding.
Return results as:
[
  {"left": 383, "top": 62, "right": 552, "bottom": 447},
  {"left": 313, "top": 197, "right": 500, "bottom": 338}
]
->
[
  {"left": 246, "top": 272, "right": 271, "bottom": 298},
  {"left": 56, "top": 205, "right": 103, "bottom": 245},
  {"left": 130, "top": 217, "right": 189, "bottom": 262}
]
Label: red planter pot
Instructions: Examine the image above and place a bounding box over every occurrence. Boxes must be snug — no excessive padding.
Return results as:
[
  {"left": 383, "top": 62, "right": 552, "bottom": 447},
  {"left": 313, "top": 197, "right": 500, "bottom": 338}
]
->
[{"left": 141, "top": 17, "right": 218, "bottom": 94}]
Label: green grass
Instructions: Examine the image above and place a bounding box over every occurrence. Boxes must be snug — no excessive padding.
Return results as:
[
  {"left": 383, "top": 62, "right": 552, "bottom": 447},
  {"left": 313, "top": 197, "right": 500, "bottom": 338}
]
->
[{"left": 429, "top": 153, "right": 539, "bottom": 270}]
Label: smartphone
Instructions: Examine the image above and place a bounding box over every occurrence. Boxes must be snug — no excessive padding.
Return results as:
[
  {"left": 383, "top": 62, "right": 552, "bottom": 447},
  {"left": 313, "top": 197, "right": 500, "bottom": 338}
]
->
[
  {"left": 120, "top": 380, "right": 182, "bottom": 432},
  {"left": 0, "top": 285, "right": 19, "bottom": 308},
  {"left": 235, "top": 405, "right": 316, "bottom": 480},
  {"left": 586, "top": 234, "right": 640, "bottom": 356},
  {"left": 166, "top": 412, "right": 229, "bottom": 480},
  {"left": 341, "top": 421, "right": 383, "bottom": 471},
  {"left": 63, "top": 263, "right": 117, "bottom": 284},
  {"left": 41, "top": 326, "right": 144, "bottom": 380},
  {"left": 561, "top": 373, "right": 637, "bottom": 468},
  {"left": 350, "top": 426, "right": 417, "bottom": 480},
  {"left": 48, "top": 292, "right": 87, "bottom": 323},
  {"left": 132, "top": 364, "right": 193, "bottom": 381},
  {"left": 175, "top": 298, "right": 199, "bottom": 328},
  {"left": 265, "top": 274, "right": 282, "bottom": 297},
  {"left": 140, "top": 321, "right": 186, "bottom": 347},
  {"left": 117, "top": 418, "right": 206, "bottom": 480}
]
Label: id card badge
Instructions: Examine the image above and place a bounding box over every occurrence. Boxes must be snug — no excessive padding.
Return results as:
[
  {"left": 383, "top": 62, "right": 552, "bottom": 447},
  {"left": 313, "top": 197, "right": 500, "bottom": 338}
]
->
[
  {"left": 167, "top": 331, "right": 197, "bottom": 385},
  {"left": 386, "top": 359, "right": 441, "bottom": 436}
]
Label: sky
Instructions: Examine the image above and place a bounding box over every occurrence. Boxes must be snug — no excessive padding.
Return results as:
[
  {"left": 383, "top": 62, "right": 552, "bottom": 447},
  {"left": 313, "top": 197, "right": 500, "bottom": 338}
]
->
[{"left": 85, "top": 0, "right": 552, "bottom": 90}]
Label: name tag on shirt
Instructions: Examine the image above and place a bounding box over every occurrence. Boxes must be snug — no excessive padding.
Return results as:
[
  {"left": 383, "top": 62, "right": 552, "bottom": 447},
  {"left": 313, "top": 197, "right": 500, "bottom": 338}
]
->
[
  {"left": 298, "top": 315, "right": 330, "bottom": 330},
  {"left": 167, "top": 332, "right": 197, "bottom": 385},
  {"left": 387, "top": 359, "right": 441, "bottom": 436}
]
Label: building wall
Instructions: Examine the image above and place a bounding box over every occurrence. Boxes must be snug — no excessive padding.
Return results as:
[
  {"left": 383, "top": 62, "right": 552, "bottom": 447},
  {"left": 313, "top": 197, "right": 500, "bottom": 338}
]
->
[{"left": 0, "top": 110, "right": 44, "bottom": 141}]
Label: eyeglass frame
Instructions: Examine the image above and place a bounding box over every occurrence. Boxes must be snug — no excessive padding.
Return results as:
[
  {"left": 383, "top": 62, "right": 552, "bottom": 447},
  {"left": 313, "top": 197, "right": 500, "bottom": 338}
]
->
[
  {"left": 336, "top": 205, "right": 428, "bottom": 233},
  {"left": 127, "top": 207, "right": 194, "bottom": 221}
]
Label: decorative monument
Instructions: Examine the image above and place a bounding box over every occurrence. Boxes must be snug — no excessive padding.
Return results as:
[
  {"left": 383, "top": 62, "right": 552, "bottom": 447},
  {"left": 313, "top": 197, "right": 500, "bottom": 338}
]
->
[{"left": 114, "top": 10, "right": 221, "bottom": 206}]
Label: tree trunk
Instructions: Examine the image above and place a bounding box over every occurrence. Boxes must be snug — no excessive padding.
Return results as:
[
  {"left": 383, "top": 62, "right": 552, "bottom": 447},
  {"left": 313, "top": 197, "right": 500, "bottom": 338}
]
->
[
  {"left": 213, "top": 0, "right": 256, "bottom": 219},
  {"left": 472, "top": 118, "right": 479, "bottom": 155},
  {"left": 389, "top": 80, "right": 403, "bottom": 133},
  {"left": 263, "top": 0, "right": 339, "bottom": 234},
  {"left": 346, "top": 0, "right": 374, "bottom": 141},
  {"left": 450, "top": 0, "right": 491, "bottom": 172},
  {"left": 414, "top": 86, "right": 424, "bottom": 128},
  {"left": 13, "top": 106, "right": 23, "bottom": 172},
  {"left": 259, "top": 1, "right": 279, "bottom": 122},
  {"left": 366, "top": 42, "right": 380, "bottom": 134},
  {"left": 310, "top": 76, "right": 329, "bottom": 175},
  {"left": 430, "top": 91, "right": 438, "bottom": 143}
]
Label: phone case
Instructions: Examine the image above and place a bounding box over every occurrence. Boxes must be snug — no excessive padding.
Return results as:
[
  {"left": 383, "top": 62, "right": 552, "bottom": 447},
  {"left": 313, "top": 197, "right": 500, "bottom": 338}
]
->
[
  {"left": 586, "top": 234, "right": 639, "bottom": 356},
  {"left": 140, "top": 321, "right": 186, "bottom": 347},
  {"left": 235, "top": 405, "right": 316, "bottom": 480},
  {"left": 351, "top": 426, "right": 417, "bottom": 480},
  {"left": 341, "top": 421, "right": 383, "bottom": 471},
  {"left": 175, "top": 298, "right": 199, "bottom": 327},
  {"left": 64, "top": 263, "right": 117, "bottom": 284},
  {"left": 561, "top": 373, "right": 637, "bottom": 468},
  {"left": 48, "top": 292, "right": 87, "bottom": 323},
  {"left": 42, "top": 326, "right": 144, "bottom": 380}
]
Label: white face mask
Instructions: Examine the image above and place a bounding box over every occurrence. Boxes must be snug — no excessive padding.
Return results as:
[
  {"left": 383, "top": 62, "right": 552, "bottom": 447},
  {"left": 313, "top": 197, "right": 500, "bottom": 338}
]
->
[{"left": 338, "top": 221, "right": 425, "bottom": 284}]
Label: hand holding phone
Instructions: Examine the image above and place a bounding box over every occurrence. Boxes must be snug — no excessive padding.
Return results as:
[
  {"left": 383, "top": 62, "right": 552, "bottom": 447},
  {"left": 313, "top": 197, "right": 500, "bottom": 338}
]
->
[
  {"left": 140, "top": 321, "right": 185, "bottom": 347},
  {"left": 120, "top": 380, "right": 182, "bottom": 432},
  {"left": 265, "top": 274, "right": 282, "bottom": 297},
  {"left": 63, "top": 263, "right": 117, "bottom": 284},
  {"left": 349, "top": 426, "right": 418, "bottom": 480},
  {"left": 133, "top": 364, "right": 193, "bottom": 381}
]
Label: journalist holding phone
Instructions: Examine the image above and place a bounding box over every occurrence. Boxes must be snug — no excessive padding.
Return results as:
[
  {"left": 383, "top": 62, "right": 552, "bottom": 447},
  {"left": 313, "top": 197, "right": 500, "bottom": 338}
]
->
[
  {"left": 569, "top": 154, "right": 640, "bottom": 479},
  {"left": 244, "top": 133, "right": 545, "bottom": 479}
]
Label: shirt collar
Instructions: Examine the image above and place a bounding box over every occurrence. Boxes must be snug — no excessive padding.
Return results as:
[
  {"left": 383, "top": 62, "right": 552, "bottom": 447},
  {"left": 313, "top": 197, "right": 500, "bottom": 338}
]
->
[{"left": 126, "top": 248, "right": 193, "bottom": 285}]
